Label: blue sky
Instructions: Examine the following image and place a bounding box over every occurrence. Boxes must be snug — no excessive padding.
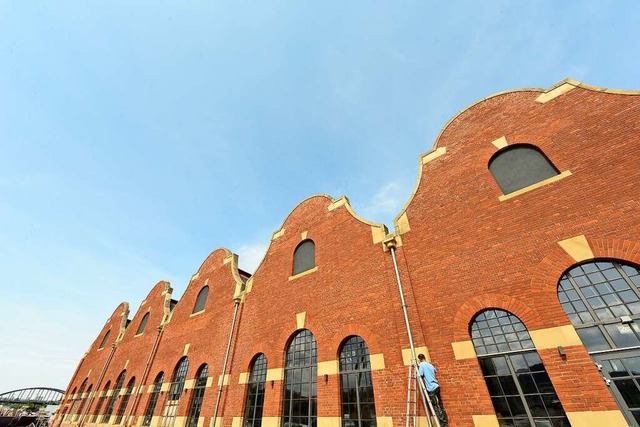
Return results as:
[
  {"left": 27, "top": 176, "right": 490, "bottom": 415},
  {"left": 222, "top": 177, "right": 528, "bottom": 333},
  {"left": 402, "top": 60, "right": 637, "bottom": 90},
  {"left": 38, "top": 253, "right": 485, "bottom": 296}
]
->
[{"left": 1, "top": 1, "right": 638, "bottom": 392}]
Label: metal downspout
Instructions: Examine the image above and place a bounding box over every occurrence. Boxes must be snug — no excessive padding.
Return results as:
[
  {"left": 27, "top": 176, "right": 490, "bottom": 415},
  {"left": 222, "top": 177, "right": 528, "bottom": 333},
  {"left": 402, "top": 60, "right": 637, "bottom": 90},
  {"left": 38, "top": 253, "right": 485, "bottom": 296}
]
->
[
  {"left": 211, "top": 298, "right": 241, "bottom": 427},
  {"left": 77, "top": 343, "right": 117, "bottom": 427},
  {"left": 124, "top": 325, "right": 164, "bottom": 427}
]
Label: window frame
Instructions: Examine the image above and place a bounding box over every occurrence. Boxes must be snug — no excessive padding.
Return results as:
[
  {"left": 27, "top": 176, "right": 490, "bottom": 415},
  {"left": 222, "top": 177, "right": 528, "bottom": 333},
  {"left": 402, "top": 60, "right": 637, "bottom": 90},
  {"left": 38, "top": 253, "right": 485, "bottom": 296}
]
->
[
  {"left": 186, "top": 364, "right": 209, "bottom": 427},
  {"left": 292, "top": 240, "right": 316, "bottom": 276},
  {"left": 338, "top": 336, "right": 377, "bottom": 427},
  {"left": 136, "top": 312, "right": 150, "bottom": 335},
  {"left": 243, "top": 354, "right": 268, "bottom": 427},
  {"left": 281, "top": 329, "right": 318, "bottom": 427},
  {"left": 192, "top": 286, "right": 209, "bottom": 314}
]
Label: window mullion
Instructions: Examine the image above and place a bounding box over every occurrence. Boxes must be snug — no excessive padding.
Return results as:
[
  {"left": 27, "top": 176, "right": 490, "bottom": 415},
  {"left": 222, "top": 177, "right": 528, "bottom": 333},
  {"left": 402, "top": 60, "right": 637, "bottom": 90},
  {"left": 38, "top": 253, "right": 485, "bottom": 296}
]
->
[{"left": 505, "top": 355, "right": 535, "bottom": 424}]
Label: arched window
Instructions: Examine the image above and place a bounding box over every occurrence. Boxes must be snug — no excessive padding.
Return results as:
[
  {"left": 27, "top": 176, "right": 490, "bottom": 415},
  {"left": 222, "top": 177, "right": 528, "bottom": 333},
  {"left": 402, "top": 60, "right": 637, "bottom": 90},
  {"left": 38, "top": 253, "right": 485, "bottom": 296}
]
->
[
  {"left": 103, "top": 370, "right": 126, "bottom": 423},
  {"left": 293, "top": 240, "right": 315, "bottom": 275},
  {"left": 136, "top": 312, "right": 150, "bottom": 335},
  {"left": 488, "top": 144, "right": 559, "bottom": 195},
  {"left": 558, "top": 260, "right": 640, "bottom": 424},
  {"left": 243, "top": 354, "right": 268, "bottom": 427},
  {"left": 186, "top": 364, "right": 209, "bottom": 427},
  {"left": 193, "top": 286, "right": 209, "bottom": 314},
  {"left": 470, "top": 309, "right": 568, "bottom": 426},
  {"left": 92, "top": 381, "right": 111, "bottom": 423},
  {"left": 71, "top": 379, "right": 88, "bottom": 420},
  {"left": 339, "top": 336, "right": 377, "bottom": 427},
  {"left": 160, "top": 357, "right": 189, "bottom": 427},
  {"left": 116, "top": 377, "right": 136, "bottom": 424},
  {"left": 282, "top": 330, "right": 317, "bottom": 427},
  {"left": 99, "top": 330, "right": 111, "bottom": 349},
  {"left": 65, "top": 387, "right": 77, "bottom": 421},
  {"left": 143, "top": 372, "right": 164, "bottom": 426},
  {"left": 77, "top": 384, "right": 92, "bottom": 422}
]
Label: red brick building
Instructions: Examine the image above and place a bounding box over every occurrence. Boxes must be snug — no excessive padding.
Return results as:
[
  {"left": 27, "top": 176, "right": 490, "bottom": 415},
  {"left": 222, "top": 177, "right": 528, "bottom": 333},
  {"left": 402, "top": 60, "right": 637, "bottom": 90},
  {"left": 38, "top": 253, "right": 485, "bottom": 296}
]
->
[{"left": 55, "top": 79, "right": 640, "bottom": 427}]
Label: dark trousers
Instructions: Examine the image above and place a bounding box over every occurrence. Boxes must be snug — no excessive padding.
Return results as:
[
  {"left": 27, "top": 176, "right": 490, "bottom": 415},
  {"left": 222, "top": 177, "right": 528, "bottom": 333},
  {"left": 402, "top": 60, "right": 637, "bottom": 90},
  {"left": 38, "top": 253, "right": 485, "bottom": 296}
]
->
[{"left": 427, "top": 387, "right": 448, "bottom": 427}]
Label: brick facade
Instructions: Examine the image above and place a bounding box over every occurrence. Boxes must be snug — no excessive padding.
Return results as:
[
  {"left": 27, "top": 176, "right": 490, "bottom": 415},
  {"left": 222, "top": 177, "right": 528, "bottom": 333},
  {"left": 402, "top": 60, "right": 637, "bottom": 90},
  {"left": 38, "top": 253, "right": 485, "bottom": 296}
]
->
[{"left": 55, "top": 79, "right": 640, "bottom": 427}]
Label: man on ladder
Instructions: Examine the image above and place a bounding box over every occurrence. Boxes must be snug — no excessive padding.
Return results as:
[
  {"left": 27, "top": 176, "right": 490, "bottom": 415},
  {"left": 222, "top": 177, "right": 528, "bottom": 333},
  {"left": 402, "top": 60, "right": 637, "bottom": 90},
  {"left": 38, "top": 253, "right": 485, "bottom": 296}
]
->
[{"left": 417, "top": 354, "right": 449, "bottom": 427}]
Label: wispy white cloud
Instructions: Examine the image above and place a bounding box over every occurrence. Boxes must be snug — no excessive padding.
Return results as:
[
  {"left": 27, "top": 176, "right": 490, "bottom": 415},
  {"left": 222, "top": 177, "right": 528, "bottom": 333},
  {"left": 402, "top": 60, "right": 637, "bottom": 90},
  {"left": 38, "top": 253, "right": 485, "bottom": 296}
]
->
[
  {"left": 237, "top": 241, "right": 269, "bottom": 274},
  {"left": 360, "top": 181, "right": 404, "bottom": 222}
]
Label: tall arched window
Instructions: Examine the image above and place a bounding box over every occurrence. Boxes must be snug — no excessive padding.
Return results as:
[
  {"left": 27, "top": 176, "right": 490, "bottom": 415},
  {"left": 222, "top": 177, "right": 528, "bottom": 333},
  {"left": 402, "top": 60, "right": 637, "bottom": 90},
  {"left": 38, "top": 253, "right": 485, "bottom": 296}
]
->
[
  {"left": 186, "top": 364, "right": 209, "bottom": 427},
  {"left": 470, "top": 309, "right": 568, "bottom": 426},
  {"left": 559, "top": 260, "right": 640, "bottom": 424},
  {"left": 160, "top": 357, "right": 189, "bottom": 427},
  {"left": 293, "top": 240, "right": 315, "bottom": 275},
  {"left": 193, "top": 286, "right": 209, "bottom": 314},
  {"left": 243, "top": 354, "right": 268, "bottom": 427},
  {"left": 99, "top": 330, "right": 111, "bottom": 349},
  {"left": 143, "top": 372, "right": 164, "bottom": 426},
  {"left": 136, "top": 312, "right": 150, "bottom": 335},
  {"left": 103, "top": 371, "right": 126, "bottom": 423},
  {"left": 65, "top": 387, "right": 77, "bottom": 421},
  {"left": 116, "top": 377, "right": 136, "bottom": 424},
  {"left": 339, "top": 336, "right": 377, "bottom": 427},
  {"left": 282, "top": 330, "right": 317, "bottom": 427},
  {"left": 488, "top": 144, "right": 559, "bottom": 194},
  {"left": 71, "top": 380, "right": 87, "bottom": 420},
  {"left": 77, "top": 384, "right": 92, "bottom": 422},
  {"left": 92, "top": 381, "right": 111, "bottom": 423}
]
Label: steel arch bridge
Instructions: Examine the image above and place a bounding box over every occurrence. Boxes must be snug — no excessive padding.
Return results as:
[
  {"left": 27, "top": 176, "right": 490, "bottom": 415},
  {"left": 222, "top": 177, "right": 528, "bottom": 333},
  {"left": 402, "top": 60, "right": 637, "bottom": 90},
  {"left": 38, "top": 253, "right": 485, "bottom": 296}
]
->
[{"left": 0, "top": 388, "right": 64, "bottom": 405}]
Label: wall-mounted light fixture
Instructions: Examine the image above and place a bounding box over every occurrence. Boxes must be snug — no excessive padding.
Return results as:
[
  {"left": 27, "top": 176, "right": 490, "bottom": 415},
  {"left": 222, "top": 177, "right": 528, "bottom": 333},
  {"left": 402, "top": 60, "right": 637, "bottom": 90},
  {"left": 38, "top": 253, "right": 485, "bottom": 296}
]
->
[
  {"left": 324, "top": 374, "right": 329, "bottom": 383},
  {"left": 271, "top": 380, "right": 275, "bottom": 388},
  {"left": 557, "top": 346, "right": 566, "bottom": 359}
]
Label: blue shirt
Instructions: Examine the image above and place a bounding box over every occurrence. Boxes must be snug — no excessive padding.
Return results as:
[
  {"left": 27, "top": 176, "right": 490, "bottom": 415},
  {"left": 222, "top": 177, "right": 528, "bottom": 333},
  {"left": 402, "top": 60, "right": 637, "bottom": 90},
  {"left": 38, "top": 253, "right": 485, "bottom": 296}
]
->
[{"left": 418, "top": 361, "right": 439, "bottom": 392}]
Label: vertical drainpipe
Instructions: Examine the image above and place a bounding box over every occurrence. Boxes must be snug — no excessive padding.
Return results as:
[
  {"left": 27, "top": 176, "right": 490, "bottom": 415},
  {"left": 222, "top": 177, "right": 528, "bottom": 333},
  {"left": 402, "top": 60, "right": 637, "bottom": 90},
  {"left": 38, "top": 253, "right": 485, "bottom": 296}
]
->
[
  {"left": 211, "top": 298, "right": 242, "bottom": 427},
  {"left": 77, "top": 343, "right": 117, "bottom": 427},
  {"left": 124, "top": 325, "right": 165, "bottom": 427}
]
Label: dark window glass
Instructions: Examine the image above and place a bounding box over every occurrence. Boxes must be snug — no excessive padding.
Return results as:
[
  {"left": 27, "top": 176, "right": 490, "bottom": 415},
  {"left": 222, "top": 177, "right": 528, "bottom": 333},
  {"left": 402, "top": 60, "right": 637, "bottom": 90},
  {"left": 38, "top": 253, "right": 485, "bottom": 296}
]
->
[
  {"left": 103, "top": 371, "right": 126, "bottom": 423},
  {"left": 470, "top": 309, "right": 569, "bottom": 426},
  {"left": 91, "top": 381, "right": 111, "bottom": 423},
  {"left": 558, "top": 260, "right": 640, "bottom": 352},
  {"left": 116, "top": 377, "right": 136, "bottom": 424},
  {"left": 77, "top": 384, "right": 92, "bottom": 421},
  {"left": 193, "top": 286, "right": 209, "bottom": 314},
  {"left": 339, "top": 336, "right": 377, "bottom": 427},
  {"left": 244, "top": 354, "right": 268, "bottom": 427},
  {"left": 143, "top": 372, "right": 164, "bottom": 426},
  {"left": 159, "top": 358, "right": 189, "bottom": 427},
  {"left": 293, "top": 240, "right": 315, "bottom": 275},
  {"left": 186, "top": 365, "right": 209, "bottom": 427},
  {"left": 282, "top": 330, "right": 317, "bottom": 427},
  {"left": 99, "top": 330, "right": 111, "bottom": 349},
  {"left": 136, "top": 313, "right": 150, "bottom": 335},
  {"left": 488, "top": 144, "right": 559, "bottom": 195}
]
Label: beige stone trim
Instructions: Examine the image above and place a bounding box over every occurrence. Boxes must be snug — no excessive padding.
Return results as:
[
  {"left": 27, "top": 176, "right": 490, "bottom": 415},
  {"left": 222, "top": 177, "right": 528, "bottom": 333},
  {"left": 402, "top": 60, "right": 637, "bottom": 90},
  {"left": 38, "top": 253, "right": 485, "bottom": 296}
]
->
[
  {"left": 396, "top": 212, "right": 410, "bottom": 235},
  {"left": 190, "top": 272, "right": 199, "bottom": 282},
  {"left": 124, "top": 359, "right": 129, "bottom": 369},
  {"left": 369, "top": 353, "right": 385, "bottom": 371},
  {"left": 147, "top": 384, "right": 155, "bottom": 393},
  {"left": 150, "top": 416, "right": 160, "bottom": 427},
  {"left": 317, "top": 360, "right": 339, "bottom": 376},
  {"left": 422, "top": 146, "right": 447, "bottom": 164},
  {"left": 272, "top": 228, "right": 285, "bottom": 240},
  {"left": 375, "top": 416, "right": 393, "bottom": 427},
  {"left": 105, "top": 390, "right": 114, "bottom": 397},
  {"left": 401, "top": 346, "right": 429, "bottom": 365},
  {"left": 491, "top": 136, "right": 508, "bottom": 149},
  {"left": 174, "top": 417, "right": 186, "bottom": 427},
  {"left": 472, "top": 414, "right": 499, "bottom": 427},
  {"left": 206, "top": 376, "right": 214, "bottom": 387},
  {"left": 232, "top": 417, "right": 243, "bottom": 427},
  {"left": 498, "top": 170, "right": 572, "bottom": 201},
  {"left": 558, "top": 234, "right": 594, "bottom": 262},
  {"left": 266, "top": 368, "right": 284, "bottom": 382},
  {"left": 160, "top": 382, "right": 170, "bottom": 392},
  {"left": 328, "top": 198, "right": 347, "bottom": 211},
  {"left": 566, "top": 410, "right": 627, "bottom": 426},
  {"left": 301, "top": 231, "right": 308, "bottom": 240},
  {"left": 317, "top": 417, "right": 340, "bottom": 427},
  {"left": 183, "top": 344, "right": 190, "bottom": 356},
  {"left": 196, "top": 418, "right": 205, "bottom": 427},
  {"left": 189, "top": 310, "right": 205, "bottom": 318},
  {"left": 217, "top": 374, "right": 230, "bottom": 386},
  {"left": 536, "top": 82, "right": 576, "bottom": 103},
  {"left": 261, "top": 418, "right": 280, "bottom": 427},
  {"left": 288, "top": 267, "right": 318, "bottom": 281},
  {"left": 296, "top": 312, "right": 307, "bottom": 329},
  {"left": 371, "top": 225, "right": 386, "bottom": 245},
  {"left": 238, "top": 372, "right": 249, "bottom": 384},
  {"left": 530, "top": 325, "right": 582, "bottom": 349},
  {"left": 184, "top": 379, "right": 196, "bottom": 389},
  {"left": 245, "top": 277, "right": 254, "bottom": 293},
  {"left": 452, "top": 340, "right": 477, "bottom": 360},
  {"left": 135, "top": 416, "right": 144, "bottom": 426}
]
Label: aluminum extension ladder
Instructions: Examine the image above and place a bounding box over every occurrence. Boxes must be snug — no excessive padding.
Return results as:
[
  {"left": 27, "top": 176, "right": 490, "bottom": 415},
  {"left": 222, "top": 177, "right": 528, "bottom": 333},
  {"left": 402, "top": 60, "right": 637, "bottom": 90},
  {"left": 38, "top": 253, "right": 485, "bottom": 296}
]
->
[{"left": 406, "top": 363, "right": 441, "bottom": 427}]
